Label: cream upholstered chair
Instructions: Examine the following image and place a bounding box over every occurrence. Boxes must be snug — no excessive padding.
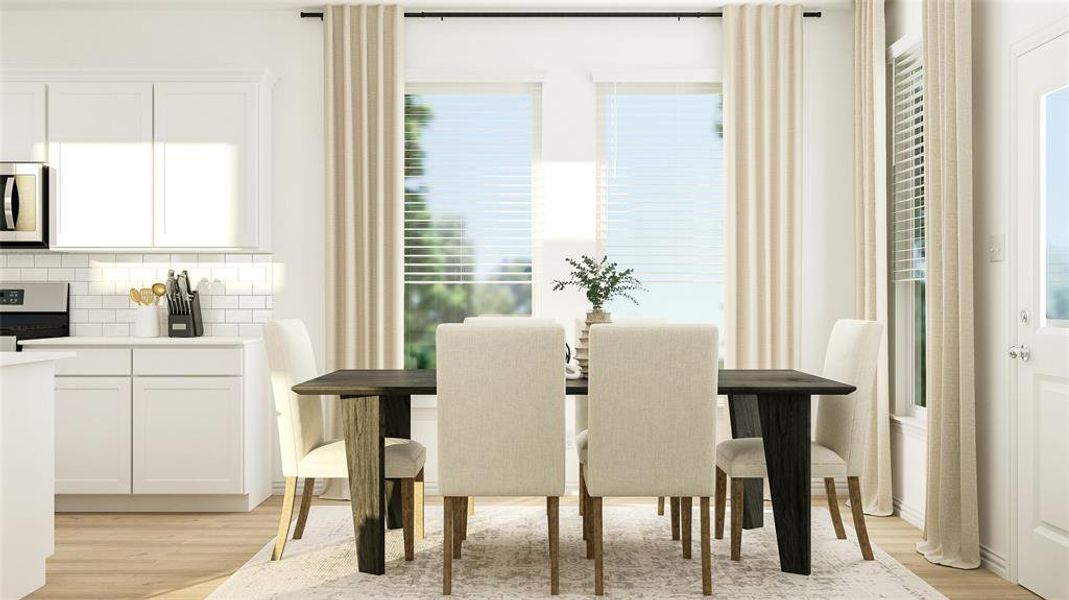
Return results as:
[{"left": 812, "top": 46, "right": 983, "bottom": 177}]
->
[
  {"left": 714, "top": 319, "right": 883, "bottom": 562},
  {"left": 264, "top": 320, "right": 426, "bottom": 562},
  {"left": 437, "top": 322, "right": 565, "bottom": 595},
  {"left": 582, "top": 324, "right": 719, "bottom": 596}
]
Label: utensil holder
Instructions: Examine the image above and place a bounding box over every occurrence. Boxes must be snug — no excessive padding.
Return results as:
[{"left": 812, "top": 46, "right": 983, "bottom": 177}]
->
[
  {"left": 167, "top": 291, "right": 204, "bottom": 337},
  {"left": 133, "top": 305, "right": 161, "bottom": 338}
]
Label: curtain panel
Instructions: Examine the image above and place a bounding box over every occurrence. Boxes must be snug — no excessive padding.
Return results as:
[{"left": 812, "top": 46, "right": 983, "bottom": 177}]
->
[
  {"left": 853, "top": 0, "right": 894, "bottom": 517},
  {"left": 322, "top": 3, "right": 405, "bottom": 499},
  {"left": 723, "top": 3, "right": 803, "bottom": 370},
  {"left": 917, "top": 0, "right": 980, "bottom": 569}
]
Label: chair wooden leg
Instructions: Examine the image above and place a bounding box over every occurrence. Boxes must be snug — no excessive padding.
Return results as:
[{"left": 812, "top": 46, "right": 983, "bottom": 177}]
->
[
  {"left": 443, "top": 497, "right": 454, "bottom": 595},
  {"left": 453, "top": 497, "right": 465, "bottom": 558},
  {"left": 292, "top": 477, "right": 315, "bottom": 540},
  {"left": 592, "top": 497, "right": 604, "bottom": 596},
  {"left": 548, "top": 496, "right": 560, "bottom": 595},
  {"left": 585, "top": 488, "right": 594, "bottom": 559},
  {"left": 579, "top": 464, "right": 586, "bottom": 516},
  {"left": 402, "top": 478, "right": 414, "bottom": 561},
  {"left": 825, "top": 477, "right": 847, "bottom": 540},
  {"left": 714, "top": 467, "right": 726, "bottom": 540},
  {"left": 460, "top": 497, "right": 469, "bottom": 541},
  {"left": 848, "top": 476, "right": 874, "bottom": 560},
  {"left": 271, "top": 477, "right": 298, "bottom": 561},
  {"left": 658, "top": 496, "right": 665, "bottom": 516},
  {"left": 581, "top": 465, "right": 589, "bottom": 541},
  {"left": 468, "top": 496, "right": 475, "bottom": 516},
  {"left": 415, "top": 469, "right": 425, "bottom": 539},
  {"left": 730, "top": 478, "right": 744, "bottom": 561},
  {"left": 700, "top": 497, "right": 712, "bottom": 596},
  {"left": 681, "top": 497, "right": 693, "bottom": 559},
  {"left": 670, "top": 496, "right": 681, "bottom": 540}
]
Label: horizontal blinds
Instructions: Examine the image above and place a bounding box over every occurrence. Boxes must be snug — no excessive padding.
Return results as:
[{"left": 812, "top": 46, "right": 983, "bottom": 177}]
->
[
  {"left": 597, "top": 82, "right": 724, "bottom": 284},
  {"left": 890, "top": 47, "right": 926, "bottom": 282},
  {"left": 404, "top": 86, "right": 537, "bottom": 285}
]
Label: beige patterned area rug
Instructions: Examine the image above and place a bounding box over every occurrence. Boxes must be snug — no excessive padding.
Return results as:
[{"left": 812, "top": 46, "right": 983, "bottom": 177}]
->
[{"left": 210, "top": 504, "right": 945, "bottom": 599}]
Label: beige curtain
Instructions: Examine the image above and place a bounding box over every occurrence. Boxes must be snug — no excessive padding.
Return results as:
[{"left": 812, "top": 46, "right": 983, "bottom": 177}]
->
[
  {"left": 322, "top": 3, "right": 405, "bottom": 499},
  {"left": 916, "top": 0, "right": 980, "bottom": 569},
  {"left": 853, "top": 0, "right": 893, "bottom": 517},
  {"left": 723, "top": 3, "right": 802, "bottom": 370}
]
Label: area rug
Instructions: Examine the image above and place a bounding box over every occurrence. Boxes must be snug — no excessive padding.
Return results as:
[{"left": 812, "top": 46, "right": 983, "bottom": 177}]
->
[{"left": 209, "top": 504, "right": 945, "bottom": 599}]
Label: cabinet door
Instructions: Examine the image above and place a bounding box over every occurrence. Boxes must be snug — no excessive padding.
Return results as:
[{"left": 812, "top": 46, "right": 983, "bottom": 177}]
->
[
  {"left": 0, "top": 82, "right": 47, "bottom": 161},
  {"left": 153, "top": 82, "right": 259, "bottom": 248},
  {"left": 55, "top": 377, "right": 132, "bottom": 494},
  {"left": 132, "top": 376, "right": 244, "bottom": 494},
  {"left": 48, "top": 82, "right": 153, "bottom": 248}
]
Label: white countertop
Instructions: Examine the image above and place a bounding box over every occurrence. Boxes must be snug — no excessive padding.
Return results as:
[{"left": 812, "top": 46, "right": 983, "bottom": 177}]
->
[
  {"left": 20, "top": 336, "right": 262, "bottom": 348},
  {"left": 0, "top": 351, "right": 76, "bottom": 368}
]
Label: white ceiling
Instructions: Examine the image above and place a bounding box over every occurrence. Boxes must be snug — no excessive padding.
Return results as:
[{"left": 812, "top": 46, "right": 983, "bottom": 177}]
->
[{"left": 0, "top": 0, "right": 851, "bottom": 11}]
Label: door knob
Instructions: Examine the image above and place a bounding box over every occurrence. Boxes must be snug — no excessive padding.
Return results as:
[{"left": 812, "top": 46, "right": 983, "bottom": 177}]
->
[{"left": 1008, "top": 345, "right": 1031, "bottom": 362}]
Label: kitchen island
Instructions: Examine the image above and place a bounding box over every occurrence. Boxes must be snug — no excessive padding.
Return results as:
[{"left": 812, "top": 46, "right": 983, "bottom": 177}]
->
[{"left": 0, "top": 351, "right": 72, "bottom": 599}]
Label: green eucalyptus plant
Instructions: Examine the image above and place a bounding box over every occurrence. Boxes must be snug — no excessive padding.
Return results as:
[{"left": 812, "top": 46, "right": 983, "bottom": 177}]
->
[{"left": 551, "top": 255, "right": 645, "bottom": 313}]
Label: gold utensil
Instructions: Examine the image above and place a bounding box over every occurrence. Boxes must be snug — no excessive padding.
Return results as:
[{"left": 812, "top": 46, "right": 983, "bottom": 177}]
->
[
  {"left": 139, "top": 288, "right": 154, "bottom": 306},
  {"left": 151, "top": 282, "right": 166, "bottom": 299},
  {"left": 129, "top": 288, "right": 143, "bottom": 306}
]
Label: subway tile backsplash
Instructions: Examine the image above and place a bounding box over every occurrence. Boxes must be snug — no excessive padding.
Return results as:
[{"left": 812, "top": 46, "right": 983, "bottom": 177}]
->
[{"left": 0, "top": 253, "right": 273, "bottom": 338}]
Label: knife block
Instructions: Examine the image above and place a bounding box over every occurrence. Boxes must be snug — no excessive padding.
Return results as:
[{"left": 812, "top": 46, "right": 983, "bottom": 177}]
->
[{"left": 168, "top": 291, "right": 204, "bottom": 337}]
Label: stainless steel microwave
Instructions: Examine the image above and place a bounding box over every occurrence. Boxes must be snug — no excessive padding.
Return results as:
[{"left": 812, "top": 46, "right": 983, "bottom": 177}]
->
[{"left": 0, "top": 162, "right": 49, "bottom": 248}]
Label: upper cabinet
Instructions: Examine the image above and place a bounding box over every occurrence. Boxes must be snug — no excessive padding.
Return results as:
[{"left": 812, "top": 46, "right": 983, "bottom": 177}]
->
[
  {"left": 49, "top": 82, "right": 154, "bottom": 248},
  {"left": 153, "top": 82, "right": 260, "bottom": 248},
  {"left": 0, "top": 82, "right": 47, "bottom": 162},
  {"left": 1, "top": 70, "right": 274, "bottom": 251}
]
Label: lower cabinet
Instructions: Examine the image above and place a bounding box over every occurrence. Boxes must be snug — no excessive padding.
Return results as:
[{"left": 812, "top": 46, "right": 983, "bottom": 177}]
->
[
  {"left": 55, "top": 377, "right": 132, "bottom": 494},
  {"left": 132, "top": 376, "right": 243, "bottom": 494}
]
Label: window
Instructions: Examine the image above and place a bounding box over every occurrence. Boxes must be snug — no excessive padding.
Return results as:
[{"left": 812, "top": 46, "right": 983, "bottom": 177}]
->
[
  {"left": 403, "top": 85, "right": 539, "bottom": 368},
  {"left": 596, "top": 82, "right": 725, "bottom": 339},
  {"left": 889, "top": 42, "right": 927, "bottom": 412},
  {"left": 1043, "top": 85, "right": 1069, "bottom": 326}
]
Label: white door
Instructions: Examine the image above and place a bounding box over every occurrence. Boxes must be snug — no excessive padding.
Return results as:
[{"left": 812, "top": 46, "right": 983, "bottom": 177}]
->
[
  {"left": 0, "top": 82, "right": 47, "bottom": 161},
  {"left": 54, "top": 377, "right": 132, "bottom": 494},
  {"left": 1013, "top": 25, "right": 1069, "bottom": 600},
  {"left": 153, "top": 82, "right": 259, "bottom": 248},
  {"left": 132, "top": 376, "right": 244, "bottom": 494},
  {"left": 48, "top": 82, "right": 153, "bottom": 248}
]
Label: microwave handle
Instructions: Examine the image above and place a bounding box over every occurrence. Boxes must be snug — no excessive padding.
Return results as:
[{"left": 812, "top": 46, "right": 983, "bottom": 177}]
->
[{"left": 2, "top": 177, "right": 15, "bottom": 230}]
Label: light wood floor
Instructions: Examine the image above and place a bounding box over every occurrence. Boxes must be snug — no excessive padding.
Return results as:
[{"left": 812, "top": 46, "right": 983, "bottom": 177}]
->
[{"left": 30, "top": 496, "right": 1038, "bottom": 600}]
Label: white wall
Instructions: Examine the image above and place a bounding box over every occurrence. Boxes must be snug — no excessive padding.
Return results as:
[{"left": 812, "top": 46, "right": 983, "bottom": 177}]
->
[
  {"left": 0, "top": 4, "right": 855, "bottom": 494},
  {"left": 885, "top": 0, "right": 1069, "bottom": 580}
]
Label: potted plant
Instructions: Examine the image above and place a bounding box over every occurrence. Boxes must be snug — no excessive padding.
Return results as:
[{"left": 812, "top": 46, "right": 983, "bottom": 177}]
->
[{"left": 552, "top": 255, "right": 645, "bottom": 374}]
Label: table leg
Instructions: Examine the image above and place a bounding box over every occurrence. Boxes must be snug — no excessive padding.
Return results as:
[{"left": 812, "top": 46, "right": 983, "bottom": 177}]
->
[
  {"left": 383, "top": 394, "right": 411, "bottom": 531},
  {"left": 341, "top": 395, "right": 386, "bottom": 575},
  {"left": 757, "top": 393, "right": 811, "bottom": 575},
  {"left": 727, "top": 394, "right": 765, "bottom": 529}
]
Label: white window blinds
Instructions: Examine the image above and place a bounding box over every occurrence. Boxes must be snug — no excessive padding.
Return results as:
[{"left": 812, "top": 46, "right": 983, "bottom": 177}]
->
[
  {"left": 404, "top": 84, "right": 538, "bottom": 286},
  {"left": 890, "top": 47, "right": 926, "bottom": 282},
  {"left": 596, "top": 83, "right": 724, "bottom": 287}
]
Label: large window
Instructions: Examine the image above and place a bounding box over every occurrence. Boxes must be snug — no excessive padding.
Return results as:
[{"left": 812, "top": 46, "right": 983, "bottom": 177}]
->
[
  {"left": 596, "top": 82, "right": 725, "bottom": 333},
  {"left": 403, "top": 85, "right": 539, "bottom": 367},
  {"left": 889, "top": 42, "right": 927, "bottom": 412}
]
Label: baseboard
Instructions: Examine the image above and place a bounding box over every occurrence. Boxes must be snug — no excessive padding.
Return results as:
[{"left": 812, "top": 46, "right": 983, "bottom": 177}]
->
[
  {"left": 980, "top": 544, "right": 1009, "bottom": 580},
  {"left": 56, "top": 493, "right": 265, "bottom": 513},
  {"left": 893, "top": 496, "right": 925, "bottom": 529}
]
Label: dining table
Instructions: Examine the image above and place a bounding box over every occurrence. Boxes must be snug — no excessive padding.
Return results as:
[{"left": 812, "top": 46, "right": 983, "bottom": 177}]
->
[{"left": 292, "top": 368, "right": 855, "bottom": 577}]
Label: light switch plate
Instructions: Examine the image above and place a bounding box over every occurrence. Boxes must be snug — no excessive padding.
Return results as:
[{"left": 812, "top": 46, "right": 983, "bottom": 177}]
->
[{"left": 988, "top": 233, "right": 1005, "bottom": 262}]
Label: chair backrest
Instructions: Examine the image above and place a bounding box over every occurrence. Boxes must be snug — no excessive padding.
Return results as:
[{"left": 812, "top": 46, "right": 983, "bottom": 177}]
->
[
  {"left": 464, "top": 316, "right": 556, "bottom": 325},
  {"left": 813, "top": 319, "right": 884, "bottom": 476},
  {"left": 263, "top": 319, "right": 326, "bottom": 477},
  {"left": 586, "top": 324, "right": 719, "bottom": 497},
  {"left": 436, "top": 323, "right": 565, "bottom": 497}
]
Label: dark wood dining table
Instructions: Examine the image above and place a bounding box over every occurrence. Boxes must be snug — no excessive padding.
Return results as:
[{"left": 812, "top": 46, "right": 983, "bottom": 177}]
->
[{"left": 292, "top": 368, "right": 855, "bottom": 576}]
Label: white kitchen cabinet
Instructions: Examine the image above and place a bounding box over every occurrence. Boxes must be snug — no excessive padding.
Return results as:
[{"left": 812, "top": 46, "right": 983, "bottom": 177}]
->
[
  {"left": 54, "top": 377, "right": 132, "bottom": 494},
  {"left": 132, "top": 376, "right": 243, "bottom": 494},
  {"left": 48, "top": 82, "right": 153, "bottom": 248},
  {"left": 0, "top": 81, "right": 47, "bottom": 161},
  {"left": 153, "top": 82, "right": 260, "bottom": 248}
]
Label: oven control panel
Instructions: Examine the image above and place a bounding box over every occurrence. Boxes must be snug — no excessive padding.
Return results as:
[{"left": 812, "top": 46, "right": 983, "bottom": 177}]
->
[{"left": 0, "top": 289, "right": 25, "bottom": 306}]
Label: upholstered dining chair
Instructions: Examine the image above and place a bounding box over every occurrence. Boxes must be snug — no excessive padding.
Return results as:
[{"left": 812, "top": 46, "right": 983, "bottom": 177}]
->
[
  {"left": 582, "top": 323, "right": 719, "bottom": 596},
  {"left": 263, "top": 319, "right": 426, "bottom": 562},
  {"left": 714, "top": 319, "right": 883, "bottom": 562},
  {"left": 437, "top": 322, "right": 565, "bottom": 595}
]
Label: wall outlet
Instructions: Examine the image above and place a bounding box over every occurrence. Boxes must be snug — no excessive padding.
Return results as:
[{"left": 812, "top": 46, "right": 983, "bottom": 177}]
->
[{"left": 988, "top": 233, "right": 1006, "bottom": 262}]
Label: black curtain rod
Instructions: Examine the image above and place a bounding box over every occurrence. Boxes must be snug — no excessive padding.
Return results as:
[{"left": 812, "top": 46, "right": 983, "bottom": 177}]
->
[{"left": 300, "top": 10, "right": 822, "bottom": 19}]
